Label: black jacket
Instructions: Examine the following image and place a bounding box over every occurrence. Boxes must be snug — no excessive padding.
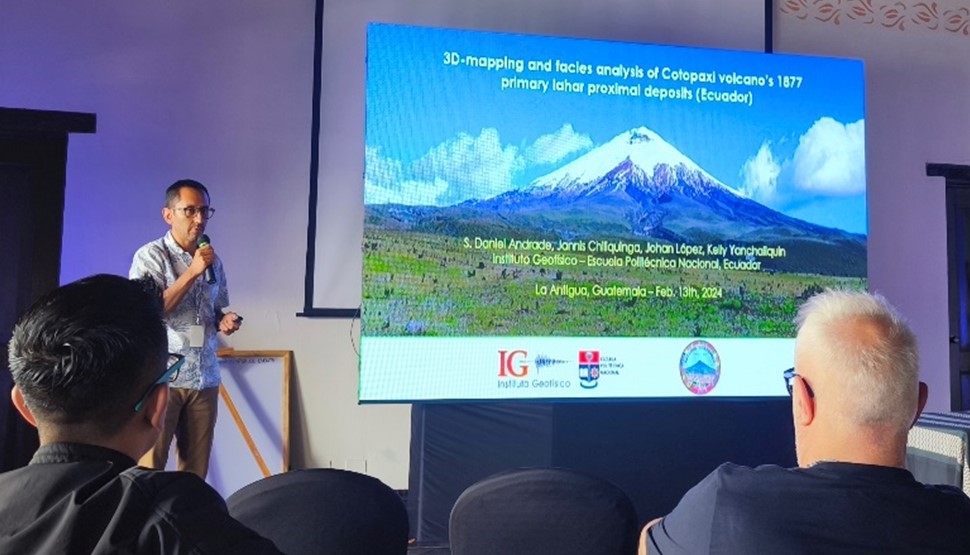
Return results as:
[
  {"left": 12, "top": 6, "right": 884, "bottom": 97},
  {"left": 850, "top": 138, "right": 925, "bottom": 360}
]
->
[{"left": 0, "top": 443, "right": 283, "bottom": 554}]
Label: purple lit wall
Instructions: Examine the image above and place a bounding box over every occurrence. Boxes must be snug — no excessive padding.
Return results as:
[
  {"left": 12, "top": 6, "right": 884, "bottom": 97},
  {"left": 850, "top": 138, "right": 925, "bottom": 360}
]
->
[
  {"left": 0, "top": 1, "right": 349, "bottom": 493},
  {"left": 1, "top": 3, "right": 313, "bottom": 284}
]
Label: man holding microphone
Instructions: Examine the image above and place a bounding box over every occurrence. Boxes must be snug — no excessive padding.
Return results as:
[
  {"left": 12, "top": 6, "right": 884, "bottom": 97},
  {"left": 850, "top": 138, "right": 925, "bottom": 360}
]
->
[{"left": 130, "top": 178, "right": 242, "bottom": 478}]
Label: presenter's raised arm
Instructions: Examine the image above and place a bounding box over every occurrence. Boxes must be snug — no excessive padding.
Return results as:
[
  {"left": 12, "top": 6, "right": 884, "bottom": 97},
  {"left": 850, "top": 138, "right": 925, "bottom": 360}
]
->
[{"left": 160, "top": 246, "right": 212, "bottom": 313}]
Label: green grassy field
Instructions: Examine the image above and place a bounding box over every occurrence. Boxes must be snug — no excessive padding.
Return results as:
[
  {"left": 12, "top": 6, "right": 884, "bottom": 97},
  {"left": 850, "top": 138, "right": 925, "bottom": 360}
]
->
[{"left": 361, "top": 230, "right": 866, "bottom": 337}]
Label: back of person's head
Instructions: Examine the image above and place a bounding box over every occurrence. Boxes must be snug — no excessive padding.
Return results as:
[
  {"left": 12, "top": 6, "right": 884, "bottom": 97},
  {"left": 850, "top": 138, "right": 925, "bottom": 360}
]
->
[
  {"left": 795, "top": 289, "right": 919, "bottom": 434},
  {"left": 7, "top": 274, "right": 167, "bottom": 438}
]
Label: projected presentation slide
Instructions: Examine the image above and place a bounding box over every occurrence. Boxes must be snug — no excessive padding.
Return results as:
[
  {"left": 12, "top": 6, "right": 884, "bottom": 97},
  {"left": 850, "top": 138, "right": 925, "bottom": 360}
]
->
[{"left": 359, "top": 23, "right": 866, "bottom": 402}]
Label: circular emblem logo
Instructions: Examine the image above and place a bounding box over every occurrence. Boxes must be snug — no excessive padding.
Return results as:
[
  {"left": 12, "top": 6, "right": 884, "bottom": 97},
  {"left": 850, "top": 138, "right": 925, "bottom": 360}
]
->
[{"left": 679, "top": 340, "right": 721, "bottom": 395}]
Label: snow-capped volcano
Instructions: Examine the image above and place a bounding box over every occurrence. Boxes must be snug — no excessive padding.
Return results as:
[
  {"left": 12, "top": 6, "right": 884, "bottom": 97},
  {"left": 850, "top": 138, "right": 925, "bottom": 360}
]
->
[{"left": 528, "top": 126, "right": 738, "bottom": 198}]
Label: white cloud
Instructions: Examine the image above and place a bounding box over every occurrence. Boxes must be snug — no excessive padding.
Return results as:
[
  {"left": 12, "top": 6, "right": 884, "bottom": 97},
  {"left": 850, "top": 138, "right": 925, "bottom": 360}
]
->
[
  {"left": 364, "top": 147, "right": 449, "bottom": 205},
  {"left": 524, "top": 123, "right": 593, "bottom": 165},
  {"left": 364, "top": 181, "right": 399, "bottom": 205},
  {"left": 369, "top": 126, "right": 597, "bottom": 205},
  {"left": 410, "top": 128, "right": 523, "bottom": 204},
  {"left": 792, "top": 117, "right": 865, "bottom": 195},
  {"left": 365, "top": 177, "right": 449, "bottom": 206},
  {"left": 739, "top": 141, "right": 781, "bottom": 203},
  {"left": 364, "top": 146, "right": 401, "bottom": 188}
]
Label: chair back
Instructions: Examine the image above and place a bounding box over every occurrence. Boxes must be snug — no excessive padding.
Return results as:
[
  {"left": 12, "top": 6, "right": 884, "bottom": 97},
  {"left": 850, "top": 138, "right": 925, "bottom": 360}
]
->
[
  {"left": 449, "top": 467, "right": 638, "bottom": 555},
  {"left": 227, "top": 468, "right": 409, "bottom": 555}
]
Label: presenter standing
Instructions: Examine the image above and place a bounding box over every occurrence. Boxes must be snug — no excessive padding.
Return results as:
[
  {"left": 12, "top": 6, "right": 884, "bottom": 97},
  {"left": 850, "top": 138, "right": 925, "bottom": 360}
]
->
[{"left": 130, "top": 179, "right": 242, "bottom": 478}]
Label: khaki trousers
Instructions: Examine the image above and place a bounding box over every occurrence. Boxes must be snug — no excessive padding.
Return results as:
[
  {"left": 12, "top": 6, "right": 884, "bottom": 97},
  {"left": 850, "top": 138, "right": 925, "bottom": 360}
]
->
[{"left": 139, "top": 386, "right": 219, "bottom": 479}]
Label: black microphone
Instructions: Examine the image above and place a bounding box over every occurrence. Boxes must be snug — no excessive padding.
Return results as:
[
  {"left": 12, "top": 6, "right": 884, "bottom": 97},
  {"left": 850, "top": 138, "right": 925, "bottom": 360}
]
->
[{"left": 197, "top": 234, "right": 217, "bottom": 284}]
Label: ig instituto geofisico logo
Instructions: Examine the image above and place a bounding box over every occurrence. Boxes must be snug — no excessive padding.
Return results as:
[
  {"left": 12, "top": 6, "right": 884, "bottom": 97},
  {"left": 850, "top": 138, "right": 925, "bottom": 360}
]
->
[
  {"left": 498, "top": 350, "right": 570, "bottom": 378},
  {"left": 498, "top": 350, "right": 530, "bottom": 378},
  {"left": 498, "top": 351, "right": 572, "bottom": 390}
]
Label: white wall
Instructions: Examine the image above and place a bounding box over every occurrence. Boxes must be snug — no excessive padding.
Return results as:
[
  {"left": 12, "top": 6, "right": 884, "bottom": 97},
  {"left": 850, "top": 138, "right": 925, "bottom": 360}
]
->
[
  {"left": 776, "top": 2, "right": 970, "bottom": 411},
  {"left": 2, "top": 0, "right": 964, "bottom": 490}
]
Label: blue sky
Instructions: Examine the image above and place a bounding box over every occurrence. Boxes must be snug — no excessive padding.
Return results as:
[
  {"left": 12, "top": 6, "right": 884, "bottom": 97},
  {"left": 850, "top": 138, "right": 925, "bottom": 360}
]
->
[{"left": 364, "top": 23, "right": 867, "bottom": 235}]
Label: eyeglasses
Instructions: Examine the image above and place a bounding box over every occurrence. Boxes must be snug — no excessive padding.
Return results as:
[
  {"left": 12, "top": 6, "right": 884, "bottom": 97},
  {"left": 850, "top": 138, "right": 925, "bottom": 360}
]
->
[
  {"left": 172, "top": 206, "right": 216, "bottom": 220},
  {"left": 134, "top": 353, "right": 185, "bottom": 412},
  {"left": 783, "top": 367, "right": 815, "bottom": 398}
]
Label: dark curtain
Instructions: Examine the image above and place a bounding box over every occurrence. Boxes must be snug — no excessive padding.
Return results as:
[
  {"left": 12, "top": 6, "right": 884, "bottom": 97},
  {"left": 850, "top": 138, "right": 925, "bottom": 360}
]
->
[
  {"left": 0, "top": 162, "right": 40, "bottom": 469},
  {"left": 0, "top": 109, "right": 94, "bottom": 470}
]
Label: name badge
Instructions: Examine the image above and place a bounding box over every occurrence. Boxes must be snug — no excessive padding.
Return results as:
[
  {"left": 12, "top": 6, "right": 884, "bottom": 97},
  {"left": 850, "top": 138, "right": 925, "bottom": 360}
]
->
[{"left": 189, "top": 325, "right": 205, "bottom": 347}]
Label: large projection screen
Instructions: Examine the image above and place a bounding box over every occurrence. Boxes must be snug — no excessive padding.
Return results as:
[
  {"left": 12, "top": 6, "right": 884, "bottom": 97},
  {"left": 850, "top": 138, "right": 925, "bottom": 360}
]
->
[
  {"left": 357, "top": 23, "right": 866, "bottom": 402},
  {"left": 306, "top": 0, "right": 769, "bottom": 314}
]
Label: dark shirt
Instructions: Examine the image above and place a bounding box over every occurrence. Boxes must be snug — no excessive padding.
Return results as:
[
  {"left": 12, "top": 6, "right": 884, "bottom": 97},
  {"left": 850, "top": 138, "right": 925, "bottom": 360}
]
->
[
  {"left": 649, "top": 461, "right": 970, "bottom": 554},
  {"left": 0, "top": 443, "right": 283, "bottom": 554}
]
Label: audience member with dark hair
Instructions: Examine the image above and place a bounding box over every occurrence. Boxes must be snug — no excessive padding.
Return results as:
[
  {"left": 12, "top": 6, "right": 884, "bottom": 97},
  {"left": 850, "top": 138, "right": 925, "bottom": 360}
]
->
[
  {"left": 640, "top": 289, "right": 970, "bottom": 554},
  {"left": 0, "top": 274, "right": 281, "bottom": 554}
]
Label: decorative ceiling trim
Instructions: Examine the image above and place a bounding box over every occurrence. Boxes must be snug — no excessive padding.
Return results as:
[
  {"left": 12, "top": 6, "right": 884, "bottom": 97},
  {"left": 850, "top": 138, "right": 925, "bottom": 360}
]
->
[{"left": 780, "top": 0, "right": 970, "bottom": 35}]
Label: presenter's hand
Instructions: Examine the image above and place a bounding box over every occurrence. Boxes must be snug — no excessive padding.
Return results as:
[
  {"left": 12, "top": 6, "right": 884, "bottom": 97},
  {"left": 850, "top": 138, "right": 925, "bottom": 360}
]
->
[
  {"left": 219, "top": 311, "right": 242, "bottom": 335},
  {"left": 190, "top": 244, "right": 216, "bottom": 279}
]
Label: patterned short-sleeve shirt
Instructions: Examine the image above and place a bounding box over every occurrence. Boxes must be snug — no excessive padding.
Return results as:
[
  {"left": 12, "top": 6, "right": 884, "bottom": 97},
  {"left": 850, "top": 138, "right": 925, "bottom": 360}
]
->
[{"left": 129, "top": 231, "right": 229, "bottom": 390}]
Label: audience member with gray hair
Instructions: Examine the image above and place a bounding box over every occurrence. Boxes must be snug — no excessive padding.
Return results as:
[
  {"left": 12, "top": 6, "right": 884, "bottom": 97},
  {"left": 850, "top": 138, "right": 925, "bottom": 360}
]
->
[{"left": 640, "top": 289, "right": 970, "bottom": 554}]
